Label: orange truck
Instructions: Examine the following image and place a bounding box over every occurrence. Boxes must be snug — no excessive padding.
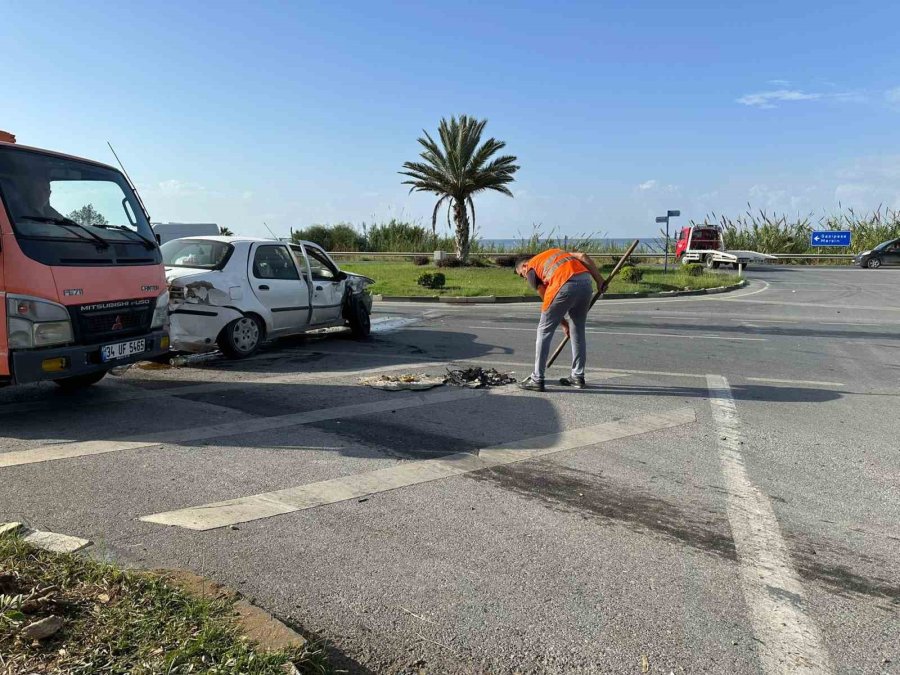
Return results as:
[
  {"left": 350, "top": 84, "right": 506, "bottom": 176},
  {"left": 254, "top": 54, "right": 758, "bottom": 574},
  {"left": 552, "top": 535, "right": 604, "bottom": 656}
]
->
[{"left": 0, "top": 131, "right": 169, "bottom": 389}]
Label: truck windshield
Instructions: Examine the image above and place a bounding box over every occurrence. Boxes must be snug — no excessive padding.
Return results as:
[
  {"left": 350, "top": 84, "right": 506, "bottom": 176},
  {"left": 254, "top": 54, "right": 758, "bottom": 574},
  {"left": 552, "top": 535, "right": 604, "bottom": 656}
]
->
[{"left": 0, "top": 145, "right": 160, "bottom": 266}]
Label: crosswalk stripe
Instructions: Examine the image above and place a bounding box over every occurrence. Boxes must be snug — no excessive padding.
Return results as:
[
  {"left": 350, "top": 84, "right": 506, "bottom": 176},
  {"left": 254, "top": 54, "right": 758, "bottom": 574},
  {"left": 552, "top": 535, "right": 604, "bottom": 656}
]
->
[
  {"left": 0, "top": 386, "right": 478, "bottom": 469},
  {"left": 140, "top": 406, "right": 696, "bottom": 531}
]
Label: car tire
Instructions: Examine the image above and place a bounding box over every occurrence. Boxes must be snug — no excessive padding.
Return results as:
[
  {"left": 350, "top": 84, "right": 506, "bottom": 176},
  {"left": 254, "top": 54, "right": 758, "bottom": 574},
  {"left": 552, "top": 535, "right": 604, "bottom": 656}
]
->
[
  {"left": 866, "top": 258, "right": 882, "bottom": 269},
  {"left": 54, "top": 371, "right": 107, "bottom": 390},
  {"left": 218, "top": 315, "right": 263, "bottom": 358},
  {"left": 348, "top": 298, "right": 371, "bottom": 339}
]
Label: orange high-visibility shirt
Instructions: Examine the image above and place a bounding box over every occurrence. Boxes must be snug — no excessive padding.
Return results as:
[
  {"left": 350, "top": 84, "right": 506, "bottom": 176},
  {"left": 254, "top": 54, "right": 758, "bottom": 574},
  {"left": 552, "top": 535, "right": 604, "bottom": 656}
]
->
[{"left": 524, "top": 248, "right": 589, "bottom": 311}]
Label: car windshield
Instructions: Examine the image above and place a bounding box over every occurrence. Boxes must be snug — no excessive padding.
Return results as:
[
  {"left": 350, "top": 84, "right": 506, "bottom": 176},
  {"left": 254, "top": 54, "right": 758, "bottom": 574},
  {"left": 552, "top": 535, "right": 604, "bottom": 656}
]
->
[
  {"left": 0, "top": 146, "right": 153, "bottom": 244},
  {"left": 162, "top": 239, "right": 233, "bottom": 269}
]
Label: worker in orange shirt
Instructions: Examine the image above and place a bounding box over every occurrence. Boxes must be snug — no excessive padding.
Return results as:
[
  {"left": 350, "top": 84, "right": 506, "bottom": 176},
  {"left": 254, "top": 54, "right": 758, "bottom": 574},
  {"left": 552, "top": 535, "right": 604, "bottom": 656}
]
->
[{"left": 515, "top": 249, "right": 607, "bottom": 391}]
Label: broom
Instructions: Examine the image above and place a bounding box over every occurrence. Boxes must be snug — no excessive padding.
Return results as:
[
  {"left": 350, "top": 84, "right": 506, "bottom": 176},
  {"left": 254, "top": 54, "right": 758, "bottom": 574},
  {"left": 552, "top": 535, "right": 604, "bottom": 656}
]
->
[{"left": 546, "top": 239, "right": 641, "bottom": 368}]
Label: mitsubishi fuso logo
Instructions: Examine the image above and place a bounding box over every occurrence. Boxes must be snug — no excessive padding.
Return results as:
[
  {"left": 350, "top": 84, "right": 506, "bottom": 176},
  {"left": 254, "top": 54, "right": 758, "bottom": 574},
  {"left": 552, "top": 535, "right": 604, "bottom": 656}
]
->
[{"left": 111, "top": 316, "right": 124, "bottom": 331}]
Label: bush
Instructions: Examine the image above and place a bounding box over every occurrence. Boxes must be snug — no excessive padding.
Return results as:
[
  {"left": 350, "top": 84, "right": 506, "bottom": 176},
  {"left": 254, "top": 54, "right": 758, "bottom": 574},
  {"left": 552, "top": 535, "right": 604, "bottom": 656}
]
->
[
  {"left": 619, "top": 266, "right": 643, "bottom": 283},
  {"left": 436, "top": 257, "right": 464, "bottom": 268},
  {"left": 494, "top": 255, "right": 518, "bottom": 268},
  {"left": 683, "top": 263, "right": 704, "bottom": 277},
  {"left": 416, "top": 272, "right": 446, "bottom": 289},
  {"left": 291, "top": 223, "right": 365, "bottom": 251},
  {"left": 412, "top": 255, "right": 429, "bottom": 266}
]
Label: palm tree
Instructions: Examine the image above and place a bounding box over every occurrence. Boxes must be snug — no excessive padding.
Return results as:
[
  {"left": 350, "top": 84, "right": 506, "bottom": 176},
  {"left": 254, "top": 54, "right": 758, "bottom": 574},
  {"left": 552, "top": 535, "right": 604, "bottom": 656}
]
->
[
  {"left": 401, "top": 115, "right": 519, "bottom": 261},
  {"left": 219, "top": 226, "right": 234, "bottom": 236}
]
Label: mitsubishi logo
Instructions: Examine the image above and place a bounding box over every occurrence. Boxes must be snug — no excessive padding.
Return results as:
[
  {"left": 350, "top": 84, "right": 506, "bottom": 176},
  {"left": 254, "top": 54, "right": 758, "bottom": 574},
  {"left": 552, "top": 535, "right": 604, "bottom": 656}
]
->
[{"left": 111, "top": 315, "right": 124, "bottom": 331}]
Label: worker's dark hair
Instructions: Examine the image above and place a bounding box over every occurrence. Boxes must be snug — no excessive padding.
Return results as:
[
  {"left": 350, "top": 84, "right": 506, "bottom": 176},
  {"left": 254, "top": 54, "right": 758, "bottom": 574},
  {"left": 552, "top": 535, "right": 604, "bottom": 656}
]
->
[{"left": 513, "top": 255, "right": 531, "bottom": 272}]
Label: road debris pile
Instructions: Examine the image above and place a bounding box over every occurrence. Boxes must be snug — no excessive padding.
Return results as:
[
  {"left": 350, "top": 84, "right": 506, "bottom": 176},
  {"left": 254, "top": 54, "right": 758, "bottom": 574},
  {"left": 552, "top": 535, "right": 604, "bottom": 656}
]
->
[
  {"left": 359, "top": 373, "right": 446, "bottom": 391},
  {"left": 445, "top": 367, "right": 516, "bottom": 388}
]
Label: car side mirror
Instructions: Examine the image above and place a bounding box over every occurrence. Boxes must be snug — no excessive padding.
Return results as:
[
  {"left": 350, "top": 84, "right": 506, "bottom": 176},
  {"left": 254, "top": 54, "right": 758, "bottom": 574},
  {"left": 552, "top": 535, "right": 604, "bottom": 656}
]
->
[{"left": 335, "top": 271, "right": 347, "bottom": 281}]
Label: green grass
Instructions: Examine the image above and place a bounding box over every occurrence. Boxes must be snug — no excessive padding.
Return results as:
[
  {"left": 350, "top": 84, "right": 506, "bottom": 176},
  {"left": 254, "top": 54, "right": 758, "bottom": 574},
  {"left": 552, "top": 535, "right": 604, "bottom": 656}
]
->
[
  {"left": 343, "top": 262, "right": 738, "bottom": 297},
  {"left": 0, "top": 532, "right": 331, "bottom": 674}
]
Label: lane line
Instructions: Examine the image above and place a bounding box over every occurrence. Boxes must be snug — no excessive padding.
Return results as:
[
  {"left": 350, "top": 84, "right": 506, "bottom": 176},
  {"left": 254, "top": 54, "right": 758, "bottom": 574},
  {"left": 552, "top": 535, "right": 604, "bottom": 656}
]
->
[
  {"left": 745, "top": 377, "right": 844, "bottom": 387},
  {"left": 0, "top": 387, "right": 479, "bottom": 469},
  {"left": 706, "top": 375, "right": 832, "bottom": 674},
  {"left": 465, "top": 325, "right": 767, "bottom": 342},
  {"left": 0, "top": 360, "right": 449, "bottom": 417},
  {"left": 141, "top": 407, "right": 697, "bottom": 530}
]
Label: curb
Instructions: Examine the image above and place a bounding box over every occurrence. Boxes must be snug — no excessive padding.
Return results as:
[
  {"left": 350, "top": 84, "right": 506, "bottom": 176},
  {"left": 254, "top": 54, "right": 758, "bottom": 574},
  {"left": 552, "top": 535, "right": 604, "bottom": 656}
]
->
[{"left": 374, "top": 279, "right": 748, "bottom": 304}]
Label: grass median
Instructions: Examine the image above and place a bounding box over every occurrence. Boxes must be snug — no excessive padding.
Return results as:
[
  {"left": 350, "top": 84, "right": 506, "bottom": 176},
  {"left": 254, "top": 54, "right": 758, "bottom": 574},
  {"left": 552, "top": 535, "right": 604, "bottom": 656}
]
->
[
  {"left": 342, "top": 262, "right": 739, "bottom": 297},
  {"left": 0, "top": 532, "right": 330, "bottom": 674}
]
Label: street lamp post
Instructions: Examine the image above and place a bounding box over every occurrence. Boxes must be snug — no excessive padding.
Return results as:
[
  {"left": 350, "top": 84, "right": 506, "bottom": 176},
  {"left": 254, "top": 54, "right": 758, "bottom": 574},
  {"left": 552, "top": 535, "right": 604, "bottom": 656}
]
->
[{"left": 656, "top": 209, "right": 681, "bottom": 272}]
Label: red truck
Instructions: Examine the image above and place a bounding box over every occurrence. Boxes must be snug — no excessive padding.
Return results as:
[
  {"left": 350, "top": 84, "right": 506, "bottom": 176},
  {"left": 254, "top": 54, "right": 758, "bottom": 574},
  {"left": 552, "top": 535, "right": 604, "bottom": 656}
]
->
[
  {"left": 0, "top": 131, "right": 169, "bottom": 389},
  {"left": 674, "top": 225, "right": 773, "bottom": 269}
]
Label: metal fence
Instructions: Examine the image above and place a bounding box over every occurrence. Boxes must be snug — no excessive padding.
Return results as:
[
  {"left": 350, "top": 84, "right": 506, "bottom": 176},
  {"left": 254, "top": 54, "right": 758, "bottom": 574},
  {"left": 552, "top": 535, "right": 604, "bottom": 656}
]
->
[{"left": 329, "top": 251, "right": 858, "bottom": 262}]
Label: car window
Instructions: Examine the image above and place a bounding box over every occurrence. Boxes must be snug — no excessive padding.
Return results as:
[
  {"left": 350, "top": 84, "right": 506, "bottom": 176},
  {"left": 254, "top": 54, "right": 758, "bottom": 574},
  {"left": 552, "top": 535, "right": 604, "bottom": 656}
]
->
[
  {"left": 162, "top": 239, "right": 232, "bottom": 269},
  {"left": 305, "top": 247, "right": 338, "bottom": 281},
  {"left": 252, "top": 245, "right": 299, "bottom": 280}
]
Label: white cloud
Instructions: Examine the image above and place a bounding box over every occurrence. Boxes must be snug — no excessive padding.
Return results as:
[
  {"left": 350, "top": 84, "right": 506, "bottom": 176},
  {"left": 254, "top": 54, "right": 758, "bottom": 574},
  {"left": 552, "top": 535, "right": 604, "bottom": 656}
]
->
[
  {"left": 737, "top": 89, "right": 822, "bottom": 109},
  {"left": 636, "top": 179, "right": 679, "bottom": 194},
  {"left": 885, "top": 87, "right": 900, "bottom": 109},
  {"left": 767, "top": 79, "right": 791, "bottom": 86},
  {"left": 737, "top": 87, "right": 866, "bottom": 109},
  {"left": 155, "top": 179, "right": 205, "bottom": 197}
]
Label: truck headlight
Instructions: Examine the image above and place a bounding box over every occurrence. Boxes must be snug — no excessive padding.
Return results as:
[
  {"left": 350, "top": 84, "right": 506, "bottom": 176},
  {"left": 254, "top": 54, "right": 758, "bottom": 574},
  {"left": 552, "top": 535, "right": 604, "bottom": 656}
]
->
[
  {"left": 151, "top": 291, "right": 169, "bottom": 329},
  {"left": 6, "top": 296, "right": 73, "bottom": 349}
]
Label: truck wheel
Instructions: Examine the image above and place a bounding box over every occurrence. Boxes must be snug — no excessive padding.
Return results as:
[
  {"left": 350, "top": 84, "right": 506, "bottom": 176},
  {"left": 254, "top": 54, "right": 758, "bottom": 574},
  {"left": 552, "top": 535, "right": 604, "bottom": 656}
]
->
[
  {"left": 704, "top": 254, "right": 720, "bottom": 269},
  {"left": 348, "top": 298, "right": 371, "bottom": 339},
  {"left": 54, "top": 371, "right": 107, "bottom": 390},
  {"left": 218, "top": 315, "right": 263, "bottom": 358}
]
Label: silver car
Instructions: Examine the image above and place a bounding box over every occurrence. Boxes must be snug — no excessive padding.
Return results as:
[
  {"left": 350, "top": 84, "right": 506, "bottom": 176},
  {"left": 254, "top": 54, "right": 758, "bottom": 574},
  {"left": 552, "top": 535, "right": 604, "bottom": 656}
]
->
[{"left": 162, "top": 236, "right": 374, "bottom": 358}]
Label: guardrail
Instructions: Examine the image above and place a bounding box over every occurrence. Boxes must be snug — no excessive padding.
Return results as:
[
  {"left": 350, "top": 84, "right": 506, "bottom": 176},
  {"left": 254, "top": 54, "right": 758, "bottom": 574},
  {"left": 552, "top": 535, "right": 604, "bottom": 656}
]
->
[{"left": 329, "top": 251, "right": 858, "bottom": 261}]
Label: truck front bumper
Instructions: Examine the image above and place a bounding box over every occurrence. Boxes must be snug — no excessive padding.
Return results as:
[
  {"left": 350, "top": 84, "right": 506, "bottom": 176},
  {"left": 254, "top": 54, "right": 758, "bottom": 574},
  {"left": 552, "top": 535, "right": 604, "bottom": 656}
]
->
[{"left": 9, "top": 330, "right": 169, "bottom": 385}]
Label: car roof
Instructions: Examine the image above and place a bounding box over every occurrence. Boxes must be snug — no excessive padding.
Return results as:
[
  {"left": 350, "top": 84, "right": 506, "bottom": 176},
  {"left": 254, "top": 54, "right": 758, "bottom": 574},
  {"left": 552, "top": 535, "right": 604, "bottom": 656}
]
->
[{"left": 170, "top": 235, "right": 323, "bottom": 248}]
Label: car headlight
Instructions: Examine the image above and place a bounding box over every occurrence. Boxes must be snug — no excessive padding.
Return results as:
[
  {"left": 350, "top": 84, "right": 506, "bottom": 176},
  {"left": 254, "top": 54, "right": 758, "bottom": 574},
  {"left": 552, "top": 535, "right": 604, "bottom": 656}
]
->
[
  {"left": 859, "top": 250, "right": 871, "bottom": 256},
  {"left": 6, "top": 296, "right": 73, "bottom": 349},
  {"left": 151, "top": 291, "right": 169, "bottom": 329}
]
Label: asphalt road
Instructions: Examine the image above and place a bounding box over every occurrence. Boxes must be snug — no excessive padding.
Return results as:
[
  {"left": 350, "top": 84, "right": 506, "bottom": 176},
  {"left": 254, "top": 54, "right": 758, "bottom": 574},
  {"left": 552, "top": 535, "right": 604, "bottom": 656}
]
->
[{"left": 1, "top": 266, "right": 898, "bottom": 674}]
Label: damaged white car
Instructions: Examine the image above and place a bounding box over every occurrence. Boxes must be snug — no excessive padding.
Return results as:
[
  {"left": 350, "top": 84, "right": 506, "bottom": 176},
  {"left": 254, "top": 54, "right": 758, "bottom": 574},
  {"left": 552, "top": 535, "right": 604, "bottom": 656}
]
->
[{"left": 162, "top": 236, "right": 374, "bottom": 358}]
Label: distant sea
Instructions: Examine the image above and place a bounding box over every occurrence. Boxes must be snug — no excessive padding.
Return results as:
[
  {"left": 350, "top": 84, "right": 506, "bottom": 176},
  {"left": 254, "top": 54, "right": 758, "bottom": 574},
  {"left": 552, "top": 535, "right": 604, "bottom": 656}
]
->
[{"left": 479, "top": 237, "right": 657, "bottom": 251}]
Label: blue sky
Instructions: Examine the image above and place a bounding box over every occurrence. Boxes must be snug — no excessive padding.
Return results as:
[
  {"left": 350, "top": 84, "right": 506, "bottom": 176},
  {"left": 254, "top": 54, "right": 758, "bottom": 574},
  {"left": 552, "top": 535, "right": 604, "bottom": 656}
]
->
[{"left": 3, "top": 0, "right": 898, "bottom": 239}]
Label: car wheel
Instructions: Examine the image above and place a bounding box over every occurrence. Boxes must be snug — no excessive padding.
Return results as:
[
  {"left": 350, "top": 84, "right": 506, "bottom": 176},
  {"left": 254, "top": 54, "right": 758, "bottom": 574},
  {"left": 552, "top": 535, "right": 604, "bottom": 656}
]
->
[
  {"left": 348, "top": 298, "right": 371, "bottom": 339},
  {"left": 866, "top": 258, "right": 882, "bottom": 269},
  {"left": 54, "top": 371, "right": 107, "bottom": 390},
  {"left": 218, "top": 315, "right": 263, "bottom": 358}
]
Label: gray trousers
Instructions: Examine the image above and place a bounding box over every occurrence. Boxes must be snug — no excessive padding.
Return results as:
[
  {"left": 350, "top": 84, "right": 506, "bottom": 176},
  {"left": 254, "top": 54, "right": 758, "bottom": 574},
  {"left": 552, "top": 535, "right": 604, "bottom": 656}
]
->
[{"left": 532, "top": 273, "right": 593, "bottom": 382}]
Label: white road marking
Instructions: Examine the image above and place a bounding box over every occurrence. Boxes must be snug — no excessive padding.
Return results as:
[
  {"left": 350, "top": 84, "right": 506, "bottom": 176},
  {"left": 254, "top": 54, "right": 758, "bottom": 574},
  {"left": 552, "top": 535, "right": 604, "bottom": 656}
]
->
[
  {"left": 22, "top": 529, "right": 91, "bottom": 553},
  {"left": 745, "top": 377, "right": 844, "bottom": 387},
  {"left": 466, "top": 325, "right": 767, "bottom": 342},
  {"left": 706, "top": 375, "right": 832, "bottom": 674},
  {"left": 141, "top": 407, "right": 697, "bottom": 530},
  {"left": 0, "top": 387, "right": 479, "bottom": 469},
  {"left": 0, "top": 360, "right": 448, "bottom": 417}
]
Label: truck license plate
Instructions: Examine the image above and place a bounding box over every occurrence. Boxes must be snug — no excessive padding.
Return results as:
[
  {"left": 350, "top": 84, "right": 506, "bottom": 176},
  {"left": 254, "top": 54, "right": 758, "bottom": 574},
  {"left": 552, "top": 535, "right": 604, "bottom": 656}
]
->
[{"left": 100, "top": 339, "right": 145, "bottom": 362}]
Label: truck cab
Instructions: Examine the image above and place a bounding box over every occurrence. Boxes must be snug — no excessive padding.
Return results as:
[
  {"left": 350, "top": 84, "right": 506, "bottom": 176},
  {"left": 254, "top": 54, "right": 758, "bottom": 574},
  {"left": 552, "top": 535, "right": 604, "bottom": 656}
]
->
[
  {"left": 0, "top": 132, "right": 169, "bottom": 388},
  {"left": 675, "top": 225, "right": 722, "bottom": 260}
]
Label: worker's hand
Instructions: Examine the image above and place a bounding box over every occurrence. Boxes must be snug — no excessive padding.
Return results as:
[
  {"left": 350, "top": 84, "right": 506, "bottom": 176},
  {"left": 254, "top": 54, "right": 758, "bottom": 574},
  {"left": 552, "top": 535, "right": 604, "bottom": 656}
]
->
[{"left": 561, "top": 319, "right": 570, "bottom": 338}]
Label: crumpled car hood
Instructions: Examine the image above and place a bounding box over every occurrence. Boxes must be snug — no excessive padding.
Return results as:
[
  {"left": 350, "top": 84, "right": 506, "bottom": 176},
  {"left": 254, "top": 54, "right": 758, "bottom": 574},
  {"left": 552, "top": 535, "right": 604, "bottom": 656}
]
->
[{"left": 345, "top": 272, "right": 375, "bottom": 293}]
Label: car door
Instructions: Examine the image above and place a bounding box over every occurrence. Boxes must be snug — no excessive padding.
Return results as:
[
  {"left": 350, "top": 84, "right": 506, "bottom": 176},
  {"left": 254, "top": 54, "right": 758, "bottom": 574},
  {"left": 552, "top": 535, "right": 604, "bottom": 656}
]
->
[
  {"left": 882, "top": 241, "right": 900, "bottom": 266},
  {"left": 302, "top": 244, "right": 347, "bottom": 324},
  {"left": 249, "top": 243, "right": 310, "bottom": 332}
]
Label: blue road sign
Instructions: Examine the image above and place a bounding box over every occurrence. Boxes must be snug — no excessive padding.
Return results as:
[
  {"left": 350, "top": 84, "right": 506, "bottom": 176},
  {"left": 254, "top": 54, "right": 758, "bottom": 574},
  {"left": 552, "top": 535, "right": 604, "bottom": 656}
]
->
[{"left": 810, "top": 230, "right": 851, "bottom": 247}]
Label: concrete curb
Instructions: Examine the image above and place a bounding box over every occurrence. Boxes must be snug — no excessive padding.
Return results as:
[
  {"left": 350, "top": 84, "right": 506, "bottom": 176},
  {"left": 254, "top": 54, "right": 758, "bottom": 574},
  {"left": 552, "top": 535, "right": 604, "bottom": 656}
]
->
[{"left": 374, "top": 279, "right": 748, "bottom": 304}]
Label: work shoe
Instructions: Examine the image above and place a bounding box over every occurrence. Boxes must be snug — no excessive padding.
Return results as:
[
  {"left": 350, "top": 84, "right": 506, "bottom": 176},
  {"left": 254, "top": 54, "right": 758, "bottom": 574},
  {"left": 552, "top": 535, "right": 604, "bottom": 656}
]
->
[
  {"left": 559, "top": 376, "right": 586, "bottom": 389},
  {"left": 517, "top": 376, "right": 545, "bottom": 392}
]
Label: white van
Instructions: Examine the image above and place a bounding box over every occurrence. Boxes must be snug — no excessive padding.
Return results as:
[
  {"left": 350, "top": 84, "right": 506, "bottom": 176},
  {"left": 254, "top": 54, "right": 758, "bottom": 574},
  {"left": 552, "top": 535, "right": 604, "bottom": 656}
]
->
[{"left": 151, "top": 222, "right": 221, "bottom": 245}]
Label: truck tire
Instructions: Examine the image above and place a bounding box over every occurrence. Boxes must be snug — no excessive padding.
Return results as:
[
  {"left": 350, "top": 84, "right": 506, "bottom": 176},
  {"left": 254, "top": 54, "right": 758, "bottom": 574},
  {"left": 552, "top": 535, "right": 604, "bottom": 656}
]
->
[
  {"left": 347, "top": 297, "right": 371, "bottom": 339},
  {"left": 54, "top": 371, "right": 107, "bottom": 390},
  {"left": 704, "top": 254, "right": 720, "bottom": 269},
  {"left": 218, "top": 315, "right": 263, "bottom": 359}
]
